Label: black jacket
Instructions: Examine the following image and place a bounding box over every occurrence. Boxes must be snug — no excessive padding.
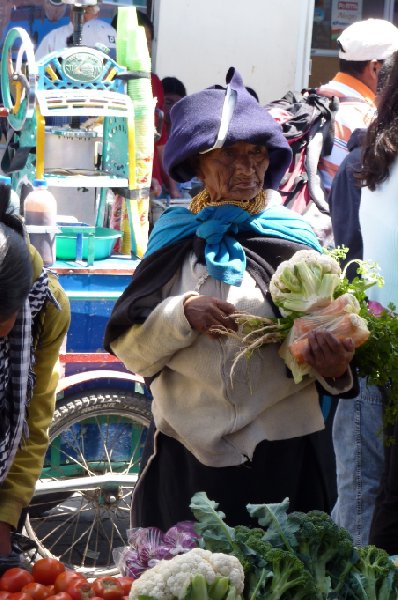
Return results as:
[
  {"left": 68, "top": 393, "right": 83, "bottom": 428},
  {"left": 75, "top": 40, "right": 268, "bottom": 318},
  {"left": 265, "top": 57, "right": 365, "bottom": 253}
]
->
[{"left": 328, "top": 128, "right": 366, "bottom": 281}]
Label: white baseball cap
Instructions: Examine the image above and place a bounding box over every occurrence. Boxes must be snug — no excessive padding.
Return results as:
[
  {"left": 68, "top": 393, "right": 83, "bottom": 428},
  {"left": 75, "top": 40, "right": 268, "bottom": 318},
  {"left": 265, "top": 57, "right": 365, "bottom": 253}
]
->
[{"left": 338, "top": 19, "right": 398, "bottom": 61}]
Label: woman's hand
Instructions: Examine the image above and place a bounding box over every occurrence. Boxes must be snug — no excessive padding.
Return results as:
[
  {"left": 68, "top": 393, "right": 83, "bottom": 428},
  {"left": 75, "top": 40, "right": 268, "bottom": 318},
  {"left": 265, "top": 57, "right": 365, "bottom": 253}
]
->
[
  {"left": 184, "top": 295, "right": 237, "bottom": 338},
  {"left": 301, "top": 330, "right": 355, "bottom": 379}
]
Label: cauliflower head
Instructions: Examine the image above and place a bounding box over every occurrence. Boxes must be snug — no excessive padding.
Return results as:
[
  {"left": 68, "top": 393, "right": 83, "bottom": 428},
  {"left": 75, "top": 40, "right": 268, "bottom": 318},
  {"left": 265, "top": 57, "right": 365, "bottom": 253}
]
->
[
  {"left": 129, "top": 547, "right": 244, "bottom": 599},
  {"left": 270, "top": 250, "right": 341, "bottom": 315}
]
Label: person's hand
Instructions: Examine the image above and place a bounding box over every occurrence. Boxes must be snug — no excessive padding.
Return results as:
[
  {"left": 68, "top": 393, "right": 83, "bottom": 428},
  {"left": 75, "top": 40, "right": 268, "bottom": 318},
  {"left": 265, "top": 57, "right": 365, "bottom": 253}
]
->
[
  {"left": 301, "top": 330, "right": 354, "bottom": 379},
  {"left": 184, "top": 295, "right": 238, "bottom": 338},
  {"left": 151, "top": 177, "right": 162, "bottom": 198},
  {"left": 0, "top": 522, "right": 12, "bottom": 556}
]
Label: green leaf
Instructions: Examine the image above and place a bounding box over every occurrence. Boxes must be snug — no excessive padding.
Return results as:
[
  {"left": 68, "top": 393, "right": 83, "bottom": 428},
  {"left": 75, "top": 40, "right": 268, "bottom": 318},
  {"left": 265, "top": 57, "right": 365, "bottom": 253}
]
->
[
  {"left": 208, "top": 577, "right": 229, "bottom": 600},
  {"left": 246, "top": 498, "right": 298, "bottom": 552},
  {"left": 182, "top": 574, "right": 209, "bottom": 600},
  {"left": 190, "top": 492, "right": 236, "bottom": 553},
  {"left": 225, "top": 587, "right": 243, "bottom": 600}
]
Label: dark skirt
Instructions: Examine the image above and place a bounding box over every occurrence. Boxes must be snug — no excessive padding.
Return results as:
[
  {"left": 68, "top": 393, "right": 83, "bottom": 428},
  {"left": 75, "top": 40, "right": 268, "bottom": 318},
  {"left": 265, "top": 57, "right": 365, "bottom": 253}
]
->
[{"left": 132, "top": 422, "right": 336, "bottom": 530}]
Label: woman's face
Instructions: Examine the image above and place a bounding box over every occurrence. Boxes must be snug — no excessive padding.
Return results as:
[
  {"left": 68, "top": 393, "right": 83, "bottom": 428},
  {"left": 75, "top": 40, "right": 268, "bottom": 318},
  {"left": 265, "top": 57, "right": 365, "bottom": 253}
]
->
[
  {"left": 0, "top": 312, "right": 17, "bottom": 337},
  {"left": 197, "top": 141, "right": 270, "bottom": 203}
]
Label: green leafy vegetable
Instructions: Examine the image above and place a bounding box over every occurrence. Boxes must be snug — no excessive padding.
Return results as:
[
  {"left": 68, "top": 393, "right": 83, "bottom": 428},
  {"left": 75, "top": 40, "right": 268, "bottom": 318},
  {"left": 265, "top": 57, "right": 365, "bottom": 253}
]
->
[
  {"left": 246, "top": 498, "right": 298, "bottom": 552},
  {"left": 190, "top": 493, "right": 398, "bottom": 599},
  {"left": 218, "top": 245, "right": 398, "bottom": 433},
  {"left": 190, "top": 492, "right": 237, "bottom": 554}
]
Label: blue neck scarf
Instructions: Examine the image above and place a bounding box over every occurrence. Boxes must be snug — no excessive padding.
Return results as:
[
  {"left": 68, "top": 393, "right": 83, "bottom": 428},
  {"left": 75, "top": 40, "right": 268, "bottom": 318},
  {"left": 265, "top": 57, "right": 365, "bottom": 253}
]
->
[{"left": 146, "top": 204, "right": 321, "bottom": 286}]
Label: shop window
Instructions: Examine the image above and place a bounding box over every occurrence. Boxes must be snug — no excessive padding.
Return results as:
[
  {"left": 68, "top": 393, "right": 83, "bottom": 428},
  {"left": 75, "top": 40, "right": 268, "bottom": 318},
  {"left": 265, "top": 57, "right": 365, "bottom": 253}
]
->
[{"left": 312, "top": 0, "right": 387, "bottom": 53}]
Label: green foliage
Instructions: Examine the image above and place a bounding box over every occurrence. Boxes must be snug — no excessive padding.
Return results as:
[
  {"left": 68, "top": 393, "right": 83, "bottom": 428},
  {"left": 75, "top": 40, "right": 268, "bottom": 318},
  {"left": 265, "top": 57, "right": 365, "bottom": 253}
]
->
[
  {"left": 260, "top": 547, "right": 317, "bottom": 600},
  {"left": 289, "top": 511, "right": 356, "bottom": 598},
  {"left": 329, "top": 247, "right": 398, "bottom": 434},
  {"left": 190, "top": 492, "right": 236, "bottom": 554},
  {"left": 342, "top": 545, "right": 398, "bottom": 600},
  {"left": 246, "top": 498, "right": 298, "bottom": 552},
  {"left": 190, "top": 493, "right": 398, "bottom": 600}
]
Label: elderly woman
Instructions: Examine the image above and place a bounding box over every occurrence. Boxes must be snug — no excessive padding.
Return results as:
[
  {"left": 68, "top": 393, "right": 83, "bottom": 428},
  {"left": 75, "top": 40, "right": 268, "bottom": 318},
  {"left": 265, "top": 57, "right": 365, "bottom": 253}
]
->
[{"left": 104, "top": 68, "right": 355, "bottom": 529}]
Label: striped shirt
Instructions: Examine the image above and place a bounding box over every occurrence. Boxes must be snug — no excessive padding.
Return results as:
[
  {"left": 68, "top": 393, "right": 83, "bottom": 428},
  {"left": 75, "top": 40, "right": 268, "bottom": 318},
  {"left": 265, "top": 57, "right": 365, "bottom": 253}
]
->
[{"left": 318, "top": 73, "right": 376, "bottom": 196}]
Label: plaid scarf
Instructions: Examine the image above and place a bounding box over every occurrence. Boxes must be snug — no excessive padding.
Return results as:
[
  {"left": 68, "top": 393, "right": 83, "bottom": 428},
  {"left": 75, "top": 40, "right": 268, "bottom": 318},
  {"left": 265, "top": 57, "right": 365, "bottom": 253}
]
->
[{"left": 0, "top": 269, "right": 60, "bottom": 483}]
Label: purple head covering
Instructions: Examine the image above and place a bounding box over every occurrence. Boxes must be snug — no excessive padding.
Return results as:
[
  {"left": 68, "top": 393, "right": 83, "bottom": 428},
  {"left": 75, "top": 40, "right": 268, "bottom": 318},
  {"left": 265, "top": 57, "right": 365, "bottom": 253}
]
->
[{"left": 163, "top": 67, "right": 292, "bottom": 190}]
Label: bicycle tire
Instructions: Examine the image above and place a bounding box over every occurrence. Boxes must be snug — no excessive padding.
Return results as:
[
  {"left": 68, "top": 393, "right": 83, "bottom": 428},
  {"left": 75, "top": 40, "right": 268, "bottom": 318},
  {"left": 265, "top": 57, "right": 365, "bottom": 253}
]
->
[{"left": 25, "top": 389, "right": 151, "bottom": 577}]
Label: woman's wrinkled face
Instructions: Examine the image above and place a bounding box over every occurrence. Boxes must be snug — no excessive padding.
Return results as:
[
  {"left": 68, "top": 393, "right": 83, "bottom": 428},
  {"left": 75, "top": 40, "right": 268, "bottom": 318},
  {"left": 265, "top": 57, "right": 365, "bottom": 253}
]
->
[
  {"left": 197, "top": 141, "right": 270, "bottom": 202},
  {"left": 0, "top": 312, "right": 17, "bottom": 337}
]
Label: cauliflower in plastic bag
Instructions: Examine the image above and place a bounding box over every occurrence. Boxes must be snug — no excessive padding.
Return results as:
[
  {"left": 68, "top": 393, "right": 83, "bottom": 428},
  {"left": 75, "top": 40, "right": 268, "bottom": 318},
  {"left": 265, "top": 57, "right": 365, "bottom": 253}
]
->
[{"left": 270, "top": 249, "right": 341, "bottom": 315}]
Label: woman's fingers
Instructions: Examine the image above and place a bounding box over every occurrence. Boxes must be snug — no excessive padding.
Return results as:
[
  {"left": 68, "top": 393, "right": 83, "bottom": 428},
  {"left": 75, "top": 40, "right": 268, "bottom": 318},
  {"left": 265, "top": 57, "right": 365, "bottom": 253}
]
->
[
  {"left": 303, "top": 330, "right": 354, "bottom": 379},
  {"left": 184, "top": 295, "right": 237, "bottom": 335}
]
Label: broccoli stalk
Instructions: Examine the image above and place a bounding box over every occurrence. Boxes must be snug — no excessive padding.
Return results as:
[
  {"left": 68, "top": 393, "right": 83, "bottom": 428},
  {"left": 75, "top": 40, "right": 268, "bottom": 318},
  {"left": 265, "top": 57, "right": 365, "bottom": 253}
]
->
[
  {"left": 262, "top": 547, "right": 317, "bottom": 600},
  {"left": 288, "top": 510, "right": 355, "bottom": 598},
  {"left": 346, "top": 545, "right": 398, "bottom": 600}
]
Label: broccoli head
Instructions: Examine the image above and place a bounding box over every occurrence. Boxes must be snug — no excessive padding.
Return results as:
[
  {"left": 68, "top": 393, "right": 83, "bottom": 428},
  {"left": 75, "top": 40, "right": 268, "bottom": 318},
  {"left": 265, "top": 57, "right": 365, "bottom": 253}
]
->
[
  {"left": 261, "top": 547, "right": 317, "bottom": 600},
  {"left": 288, "top": 510, "right": 355, "bottom": 596},
  {"left": 344, "top": 545, "right": 398, "bottom": 600}
]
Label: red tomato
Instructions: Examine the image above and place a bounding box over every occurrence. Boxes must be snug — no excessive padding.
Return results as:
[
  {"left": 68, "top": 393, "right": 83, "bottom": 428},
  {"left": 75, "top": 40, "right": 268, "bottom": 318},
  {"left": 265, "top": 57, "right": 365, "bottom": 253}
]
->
[
  {"left": 32, "top": 561, "right": 65, "bottom": 587},
  {"left": 53, "top": 574, "right": 86, "bottom": 595},
  {"left": 0, "top": 569, "right": 34, "bottom": 593},
  {"left": 114, "top": 580, "right": 134, "bottom": 597},
  {"left": 65, "top": 582, "right": 93, "bottom": 600},
  {"left": 21, "top": 584, "right": 53, "bottom": 600},
  {"left": 0, "top": 592, "right": 10, "bottom": 600},
  {"left": 91, "top": 579, "right": 123, "bottom": 600},
  {"left": 45, "top": 594, "right": 73, "bottom": 600},
  {"left": 7, "top": 594, "right": 32, "bottom": 600}
]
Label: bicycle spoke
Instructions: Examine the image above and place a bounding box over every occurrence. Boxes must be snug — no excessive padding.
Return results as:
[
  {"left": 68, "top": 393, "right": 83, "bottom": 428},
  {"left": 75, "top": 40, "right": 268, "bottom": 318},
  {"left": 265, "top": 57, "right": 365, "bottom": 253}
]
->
[{"left": 26, "top": 400, "right": 150, "bottom": 575}]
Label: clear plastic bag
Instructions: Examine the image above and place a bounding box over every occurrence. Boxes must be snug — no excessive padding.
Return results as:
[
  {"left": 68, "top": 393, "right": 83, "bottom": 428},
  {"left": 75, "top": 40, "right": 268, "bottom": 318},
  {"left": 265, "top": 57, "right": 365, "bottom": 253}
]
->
[{"left": 280, "top": 294, "right": 369, "bottom": 383}]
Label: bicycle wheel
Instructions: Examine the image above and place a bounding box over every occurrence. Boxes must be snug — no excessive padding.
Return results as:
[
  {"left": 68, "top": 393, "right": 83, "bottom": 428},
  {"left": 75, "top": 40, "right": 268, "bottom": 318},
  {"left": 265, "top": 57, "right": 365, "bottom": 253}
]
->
[{"left": 25, "top": 390, "right": 151, "bottom": 577}]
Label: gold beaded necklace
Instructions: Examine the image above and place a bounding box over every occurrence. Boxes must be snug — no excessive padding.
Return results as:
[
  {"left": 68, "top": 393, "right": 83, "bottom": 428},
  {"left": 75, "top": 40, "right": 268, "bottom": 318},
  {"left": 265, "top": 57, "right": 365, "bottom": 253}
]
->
[{"left": 189, "top": 188, "right": 267, "bottom": 215}]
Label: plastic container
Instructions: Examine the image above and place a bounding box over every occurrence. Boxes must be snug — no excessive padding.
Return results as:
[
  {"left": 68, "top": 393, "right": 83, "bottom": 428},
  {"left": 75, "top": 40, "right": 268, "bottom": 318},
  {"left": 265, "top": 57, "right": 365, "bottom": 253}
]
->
[
  {"left": 24, "top": 179, "right": 57, "bottom": 267},
  {"left": 56, "top": 226, "right": 122, "bottom": 261}
]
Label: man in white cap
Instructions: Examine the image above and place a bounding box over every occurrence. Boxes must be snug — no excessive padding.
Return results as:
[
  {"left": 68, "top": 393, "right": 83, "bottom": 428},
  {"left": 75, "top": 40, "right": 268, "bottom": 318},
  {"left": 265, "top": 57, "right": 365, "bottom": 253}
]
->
[
  {"left": 318, "top": 18, "right": 398, "bottom": 196},
  {"left": 35, "top": 2, "right": 116, "bottom": 60}
]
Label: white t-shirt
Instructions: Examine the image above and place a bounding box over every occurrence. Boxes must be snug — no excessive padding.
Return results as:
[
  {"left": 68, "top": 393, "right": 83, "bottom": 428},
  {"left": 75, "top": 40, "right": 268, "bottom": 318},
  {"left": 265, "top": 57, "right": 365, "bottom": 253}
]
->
[
  {"left": 360, "top": 158, "right": 398, "bottom": 308},
  {"left": 35, "top": 20, "right": 116, "bottom": 60}
]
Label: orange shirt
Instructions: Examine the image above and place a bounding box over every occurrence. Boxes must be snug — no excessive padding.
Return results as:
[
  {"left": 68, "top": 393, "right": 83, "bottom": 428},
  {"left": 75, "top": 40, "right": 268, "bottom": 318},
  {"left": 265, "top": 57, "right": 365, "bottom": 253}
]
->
[{"left": 318, "top": 73, "right": 376, "bottom": 194}]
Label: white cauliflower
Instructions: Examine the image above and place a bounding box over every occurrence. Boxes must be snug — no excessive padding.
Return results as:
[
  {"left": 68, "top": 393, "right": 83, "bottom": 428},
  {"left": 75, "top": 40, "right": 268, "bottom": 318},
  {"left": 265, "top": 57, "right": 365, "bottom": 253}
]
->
[
  {"left": 206, "top": 551, "right": 244, "bottom": 590},
  {"left": 270, "top": 250, "right": 341, "bottom": 315},
  {"left": 129, "top": 547, "right": 244, "bottom": 599}
]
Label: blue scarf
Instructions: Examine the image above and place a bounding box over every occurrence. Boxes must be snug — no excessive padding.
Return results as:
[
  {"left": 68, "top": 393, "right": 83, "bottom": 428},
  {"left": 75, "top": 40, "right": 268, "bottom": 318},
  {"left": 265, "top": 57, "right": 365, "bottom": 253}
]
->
[{"left": 146, "top": 204, "right": 321, "bottom": 286}]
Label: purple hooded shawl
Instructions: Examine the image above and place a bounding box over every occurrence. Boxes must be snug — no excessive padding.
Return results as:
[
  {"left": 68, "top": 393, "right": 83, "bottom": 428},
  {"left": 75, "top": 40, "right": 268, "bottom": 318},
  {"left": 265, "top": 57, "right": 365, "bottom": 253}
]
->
[{"left": 163, "top": 67, "right": 292, "bottom": 190}]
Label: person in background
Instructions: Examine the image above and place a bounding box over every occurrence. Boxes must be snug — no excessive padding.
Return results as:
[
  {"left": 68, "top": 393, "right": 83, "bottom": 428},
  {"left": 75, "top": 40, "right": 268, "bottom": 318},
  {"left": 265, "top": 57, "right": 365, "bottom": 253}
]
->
[
  {"left": 313, "top": 19, "right": 398, "bottom": 244},
  {"left": 328, "top": 55, "right": 394, "bottom": 547},
  {"left": 357, "top": 50, "right": 398, "bottom": 555},
  {"left": 319, "top": 19, "right": 398, "bottom": 198},
  {"left": 161, "top": 76, "right": 194, "bottom": 199},
  {"left": 0, "top": 186, "right": 70, "bottom": 571},
  {"left": 35, "top": 2, "right": 116, "bottom": 60},
  {"left": 162, "top": 77, "right": 187, "bottom": 136},
  {"left": 104, "top": 68, "right": 355, "bottom": 531}
]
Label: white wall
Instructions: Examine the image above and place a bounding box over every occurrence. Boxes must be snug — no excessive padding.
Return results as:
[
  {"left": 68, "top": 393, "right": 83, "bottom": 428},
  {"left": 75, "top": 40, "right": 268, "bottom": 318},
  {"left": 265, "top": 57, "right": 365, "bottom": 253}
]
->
[{"left": 152, "top": 0, "right": 315, "bottom": 104}]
